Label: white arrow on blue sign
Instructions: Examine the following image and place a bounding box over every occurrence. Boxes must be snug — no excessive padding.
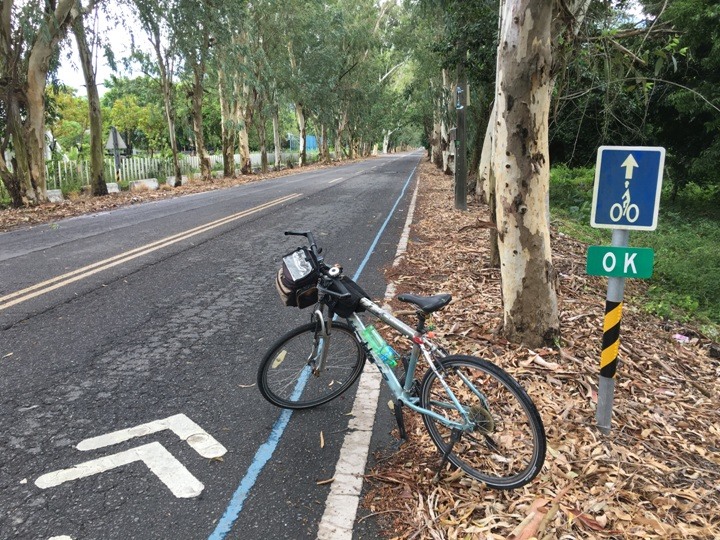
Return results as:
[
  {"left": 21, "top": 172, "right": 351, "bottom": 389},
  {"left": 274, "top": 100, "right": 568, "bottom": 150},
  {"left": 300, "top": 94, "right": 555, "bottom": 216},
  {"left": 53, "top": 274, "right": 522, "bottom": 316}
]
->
[{"left": 590, "top": 146, "right": 666, "bottom": 231}]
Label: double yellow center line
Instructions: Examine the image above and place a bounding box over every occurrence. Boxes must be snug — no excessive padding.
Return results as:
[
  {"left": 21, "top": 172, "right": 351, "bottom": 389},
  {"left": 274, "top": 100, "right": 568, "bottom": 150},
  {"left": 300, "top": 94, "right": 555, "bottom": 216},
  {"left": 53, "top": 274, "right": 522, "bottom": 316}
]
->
[{"left": 0, "top": 193, "right": 301, "bottom": 312}]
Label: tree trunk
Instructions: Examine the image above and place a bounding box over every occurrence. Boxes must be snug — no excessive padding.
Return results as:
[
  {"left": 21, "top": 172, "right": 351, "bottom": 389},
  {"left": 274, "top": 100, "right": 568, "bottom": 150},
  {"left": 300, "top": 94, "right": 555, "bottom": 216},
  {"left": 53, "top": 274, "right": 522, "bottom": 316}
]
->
[
  {"left": 7, "top": 98, "right": 34, "bottom": 205},
  {"left": 382, "top": 131, "right": 391, "bottom": 154},
  {"left": 431, "top": 93, "right": 443, "bottom": 168},
  {"left": 272, "top": 105, "right": 281, "bottom": 170},
  {"left": 335, "top": 131, "right": 343, "bottom": 160},
  {"left": 336, "top": 111, "right": 348, "bottom": 161},
  {"left": 296, "top": 103, "right": 306, "bottom": 166},
  {"left": 148, "top": 24, "right": 181, "bottom": 186},
  {"left": 478, "top": 105, "right": 494, "bottom": 205},
  {"left": 73, "top": 6, "right": 107, "bottom": 196},
  {"left": 190, "top": 51, "right": 211, "bottom": 181},
  {"left": 233, "top": 77, "right": 251, "bottom": 175},
  {"left": 257, "top": 113, "right": 268, "bottom": 173},
  {"left": 218, "top": 72, "right": 235, "bottom": 178},
  {"left": 441, "top": 69, "right": 455, "bottom": 176},
  {"left": 238, "top": 121, "right": 251, "bottom": 174},
  {"left": 23, "top": 0, "right": 79, "bottom": 204},
  {"left": 0, "top": 151, "right": 23, "bottom": 207},
  {"left": 321, "top": 126, "right": 330, "bottom": 163},
  {"left": 493, "top": 0, "right": 558, "bottom": 347},
  {"left": 478, "top": 109, "right": 500, "bottom": 269},
  {"left": 348, "top": 133, "right": 356, "bottom": 159}
]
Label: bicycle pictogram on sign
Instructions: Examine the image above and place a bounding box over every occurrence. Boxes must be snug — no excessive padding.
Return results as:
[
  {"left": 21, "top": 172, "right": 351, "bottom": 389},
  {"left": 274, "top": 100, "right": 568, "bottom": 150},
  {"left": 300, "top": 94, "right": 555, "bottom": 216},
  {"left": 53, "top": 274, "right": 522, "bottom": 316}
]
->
[{"left": 591, "top": 146, "right": 665, "bottom": 231}]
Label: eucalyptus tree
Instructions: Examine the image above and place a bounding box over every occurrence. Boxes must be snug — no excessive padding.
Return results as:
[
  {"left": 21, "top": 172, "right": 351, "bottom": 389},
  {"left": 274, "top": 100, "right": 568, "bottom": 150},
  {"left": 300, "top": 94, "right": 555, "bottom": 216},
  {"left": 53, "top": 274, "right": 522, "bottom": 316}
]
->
[
  {"left": 212, "top": 15, "right": 247, "bottom": 176},
  {"left": 71, "top": 0, "right": 108, "bottom": 195},
  {"left": 475, "top": 0, "right": 595, "bottom": 346},
  {"left": 0, "top": 0, "right": 97, "bottom": 206},
  {"left": 145, "top": 0, "right": 243, "bottom": 181},
  {"left": 129, "top": 0, "right": 184, "bottom": 185},
  {"left": 274, "top": 0, "right": 323, "bottom": 166},
  {"left": 490, "top": 0, "right": 559, "bottom": 347},
  {"left": 241, "top": 4, "right": 283, "bottom": 173},
  {"left": 328, "top": 0, "right": 397, "bottom": 159},
  {"left": 170, "top": 0, "right": 213, "bottom": 180}
]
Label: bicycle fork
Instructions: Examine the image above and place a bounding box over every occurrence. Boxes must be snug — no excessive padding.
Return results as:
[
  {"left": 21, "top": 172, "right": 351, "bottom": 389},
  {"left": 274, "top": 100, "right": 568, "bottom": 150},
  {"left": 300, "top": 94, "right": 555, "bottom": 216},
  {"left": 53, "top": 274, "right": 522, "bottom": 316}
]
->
[{"left": 309, "top": 310, "right": 331, "bottom": 376}]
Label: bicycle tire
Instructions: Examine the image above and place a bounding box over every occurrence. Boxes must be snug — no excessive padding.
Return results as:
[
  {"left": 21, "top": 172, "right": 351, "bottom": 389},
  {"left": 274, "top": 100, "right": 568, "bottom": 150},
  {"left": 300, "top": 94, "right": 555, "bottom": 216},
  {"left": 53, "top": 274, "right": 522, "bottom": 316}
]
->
[
  {"left": 257, "top": 321, "right": 366, "bottom": 409},
  {"left": 419, "top": 355, "right": 546, "bottom": 489}
]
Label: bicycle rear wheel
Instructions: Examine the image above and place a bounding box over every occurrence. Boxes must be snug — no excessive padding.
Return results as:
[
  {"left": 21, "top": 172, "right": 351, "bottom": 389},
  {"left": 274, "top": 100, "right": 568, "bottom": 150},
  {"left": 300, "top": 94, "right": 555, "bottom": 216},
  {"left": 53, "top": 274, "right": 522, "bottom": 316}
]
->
[
  {"left": 419, "top": 355, "right": 546, "bottom": 489},
  {"left": 257, "top": 321, "right": 365, "bottom": 409}
]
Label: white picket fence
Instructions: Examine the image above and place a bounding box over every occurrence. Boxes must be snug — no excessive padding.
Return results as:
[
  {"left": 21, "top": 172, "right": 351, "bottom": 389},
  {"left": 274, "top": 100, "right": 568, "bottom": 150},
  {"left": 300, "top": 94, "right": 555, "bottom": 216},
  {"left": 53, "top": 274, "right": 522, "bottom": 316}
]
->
[
  {"left": 0, "top": 150, "right": 323, "bottom": 200},
  {"left": 44, "top": 157, "right": 194, "bottom": 190}
]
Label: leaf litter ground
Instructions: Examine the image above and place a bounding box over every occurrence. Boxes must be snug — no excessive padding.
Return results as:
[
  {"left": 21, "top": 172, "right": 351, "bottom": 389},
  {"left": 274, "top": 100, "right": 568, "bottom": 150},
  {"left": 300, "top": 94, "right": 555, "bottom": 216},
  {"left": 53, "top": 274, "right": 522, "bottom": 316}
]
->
[{"left": 362, "top": 161, "right": 720, "bottom": 540}]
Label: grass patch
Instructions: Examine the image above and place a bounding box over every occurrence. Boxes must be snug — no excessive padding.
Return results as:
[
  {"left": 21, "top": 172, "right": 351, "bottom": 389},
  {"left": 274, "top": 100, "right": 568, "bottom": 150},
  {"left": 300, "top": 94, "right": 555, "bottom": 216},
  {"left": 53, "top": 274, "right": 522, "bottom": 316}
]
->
[{"left": 550, "top": 166, "right": 720, "bottom": 326}]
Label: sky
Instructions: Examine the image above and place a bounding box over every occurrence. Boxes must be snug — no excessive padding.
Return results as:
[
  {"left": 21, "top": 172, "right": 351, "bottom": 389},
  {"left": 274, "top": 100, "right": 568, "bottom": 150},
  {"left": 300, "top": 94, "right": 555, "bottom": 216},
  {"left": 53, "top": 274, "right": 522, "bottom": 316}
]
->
[{"left": 57, "top": 7, "right": 148, "bottom": 96}]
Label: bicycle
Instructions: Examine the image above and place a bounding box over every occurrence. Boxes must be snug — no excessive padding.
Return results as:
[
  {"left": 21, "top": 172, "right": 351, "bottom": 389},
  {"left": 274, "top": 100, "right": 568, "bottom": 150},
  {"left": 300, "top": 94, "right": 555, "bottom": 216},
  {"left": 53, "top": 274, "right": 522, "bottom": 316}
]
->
[{"left": 257, "top": 231, "right": 547, "bottom": 489}]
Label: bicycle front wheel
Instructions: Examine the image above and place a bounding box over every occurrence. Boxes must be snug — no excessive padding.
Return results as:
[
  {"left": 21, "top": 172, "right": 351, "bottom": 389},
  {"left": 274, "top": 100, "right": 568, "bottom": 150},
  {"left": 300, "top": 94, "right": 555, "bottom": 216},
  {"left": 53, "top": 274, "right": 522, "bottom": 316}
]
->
[
  {"left": 420, "top": 355, "right": 546, "bottom": 489},
  {"left": 257, "top": 321, "right": 365, "bottom": 410}
]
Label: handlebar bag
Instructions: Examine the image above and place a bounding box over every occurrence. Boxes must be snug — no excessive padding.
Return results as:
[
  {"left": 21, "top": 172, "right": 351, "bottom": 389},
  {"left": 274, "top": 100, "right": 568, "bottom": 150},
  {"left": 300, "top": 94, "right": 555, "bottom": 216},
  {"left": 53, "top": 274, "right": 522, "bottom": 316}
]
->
[
  {"left": 327, "top": 276, "right": 369, "bottom": 318},
  {"left": 276, "top": 248, "right": 319, "bottom": 308}
]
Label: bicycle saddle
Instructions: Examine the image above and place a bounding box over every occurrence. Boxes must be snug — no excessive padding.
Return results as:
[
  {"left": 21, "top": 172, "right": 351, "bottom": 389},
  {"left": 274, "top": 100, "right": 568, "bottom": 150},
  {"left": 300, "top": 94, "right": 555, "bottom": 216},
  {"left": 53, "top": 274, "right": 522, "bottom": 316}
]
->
[{"left": 397, "top": 293, "right": 452, "bottom": 314}]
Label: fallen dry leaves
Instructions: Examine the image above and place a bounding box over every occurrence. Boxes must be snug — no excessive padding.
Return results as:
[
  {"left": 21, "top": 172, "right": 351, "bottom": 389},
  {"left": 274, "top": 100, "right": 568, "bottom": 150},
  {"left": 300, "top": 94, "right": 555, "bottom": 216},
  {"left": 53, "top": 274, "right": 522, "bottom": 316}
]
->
[{"left": 363, "top": 161, "right": 720, "bottom": 539}]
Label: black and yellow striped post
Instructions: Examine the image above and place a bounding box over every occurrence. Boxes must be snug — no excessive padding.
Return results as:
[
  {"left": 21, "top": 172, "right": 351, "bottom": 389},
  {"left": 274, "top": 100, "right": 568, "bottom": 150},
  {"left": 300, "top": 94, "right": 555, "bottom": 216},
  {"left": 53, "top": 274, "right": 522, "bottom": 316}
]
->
[
  {"left": 596, "top": 229, "right": 629, "bottom": 434},
  {"left": 600, "top": 301, "right": 622, "bottom": 378}
]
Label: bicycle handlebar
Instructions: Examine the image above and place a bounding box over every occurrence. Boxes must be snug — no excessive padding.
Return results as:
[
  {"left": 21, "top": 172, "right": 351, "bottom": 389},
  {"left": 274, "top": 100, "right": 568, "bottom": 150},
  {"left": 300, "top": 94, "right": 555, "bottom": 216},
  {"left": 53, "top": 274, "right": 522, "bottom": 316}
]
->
[
  {"left": 284, "top": 230, "right": 320, "bottom": 258},
  {"left": 284, "top": 231, "right": 351, "bottom": 299}
]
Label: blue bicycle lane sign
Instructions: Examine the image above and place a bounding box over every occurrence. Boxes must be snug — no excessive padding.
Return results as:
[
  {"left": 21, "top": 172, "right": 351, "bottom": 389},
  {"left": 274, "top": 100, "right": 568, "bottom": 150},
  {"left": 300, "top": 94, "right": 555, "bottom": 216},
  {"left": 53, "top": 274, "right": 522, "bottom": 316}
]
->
[{"left": 591, "top": 146, "right": 666, "bottom": 231}]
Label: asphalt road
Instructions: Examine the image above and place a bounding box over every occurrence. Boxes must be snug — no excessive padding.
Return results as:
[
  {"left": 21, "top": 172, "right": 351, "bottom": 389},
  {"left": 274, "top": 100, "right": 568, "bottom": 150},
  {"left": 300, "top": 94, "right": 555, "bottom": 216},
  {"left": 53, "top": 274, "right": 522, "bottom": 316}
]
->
[{"left": 0, "top": 152, "right": 422, "bottom": 540}]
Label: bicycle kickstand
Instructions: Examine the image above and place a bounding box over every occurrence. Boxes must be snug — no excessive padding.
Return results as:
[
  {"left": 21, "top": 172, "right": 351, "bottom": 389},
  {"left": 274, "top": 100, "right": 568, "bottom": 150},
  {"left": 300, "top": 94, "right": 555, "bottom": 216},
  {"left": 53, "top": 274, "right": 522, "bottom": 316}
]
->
[
  {"left": 433, "top": 428, "right": 462, "bottom": 483},
  {"left": 393, "top": 400, "right": 407, "bottom": 442}
]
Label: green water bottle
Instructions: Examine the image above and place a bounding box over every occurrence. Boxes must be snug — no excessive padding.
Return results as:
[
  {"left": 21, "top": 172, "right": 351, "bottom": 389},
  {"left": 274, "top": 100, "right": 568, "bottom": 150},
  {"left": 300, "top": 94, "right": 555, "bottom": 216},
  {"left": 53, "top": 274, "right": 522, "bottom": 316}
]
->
[{"left": 361, "top": 325, "right": 398, "bottom": 367}]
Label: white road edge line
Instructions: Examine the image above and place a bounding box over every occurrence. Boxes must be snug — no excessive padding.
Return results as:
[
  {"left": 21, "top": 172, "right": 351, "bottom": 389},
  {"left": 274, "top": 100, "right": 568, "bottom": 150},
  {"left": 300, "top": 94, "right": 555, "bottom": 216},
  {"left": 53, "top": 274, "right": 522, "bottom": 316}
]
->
[
  {"left": 329, "top": 177, "right": 343, "bottom": 184},
  {"left": 316, "top": 171, "right": 421, "bottom": 540}
]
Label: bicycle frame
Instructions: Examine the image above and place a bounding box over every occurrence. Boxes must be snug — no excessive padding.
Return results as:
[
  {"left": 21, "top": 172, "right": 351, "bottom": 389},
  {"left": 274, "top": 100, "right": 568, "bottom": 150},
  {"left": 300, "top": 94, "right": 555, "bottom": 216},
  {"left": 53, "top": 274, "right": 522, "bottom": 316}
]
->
[{"left": 340, "top": 297, "right": 475, "bottom": 431}]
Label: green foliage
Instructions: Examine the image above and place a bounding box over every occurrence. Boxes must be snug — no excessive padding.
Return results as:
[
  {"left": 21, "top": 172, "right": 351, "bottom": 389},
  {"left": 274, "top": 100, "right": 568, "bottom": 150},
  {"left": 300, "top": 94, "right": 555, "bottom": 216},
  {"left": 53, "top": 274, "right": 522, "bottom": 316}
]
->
[
  {"left": 646, "top": 0, "right": 720, "bottom": 194},
  {"left": 550, "top": 167, "right": 720, "bottom": 325},
  {"left": 549, "top": 1, "right": 720, "bottom": 194},
  {"left": 47, "top": 87, "right": 91, "bottom": 158}
]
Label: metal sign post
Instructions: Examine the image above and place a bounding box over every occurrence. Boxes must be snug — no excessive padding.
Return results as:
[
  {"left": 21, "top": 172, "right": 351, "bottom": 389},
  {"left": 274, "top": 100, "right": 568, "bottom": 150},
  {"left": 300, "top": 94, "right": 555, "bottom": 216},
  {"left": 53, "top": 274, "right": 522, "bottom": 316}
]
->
[
  {"left": 105, "top": 127, "right": 127, "bottom": 184},
  {"left": 588, "top": 146, "right": 665, "bottom": 434},
  {"left": 454, "top": 84, "right": 467, "bottom": 211}
]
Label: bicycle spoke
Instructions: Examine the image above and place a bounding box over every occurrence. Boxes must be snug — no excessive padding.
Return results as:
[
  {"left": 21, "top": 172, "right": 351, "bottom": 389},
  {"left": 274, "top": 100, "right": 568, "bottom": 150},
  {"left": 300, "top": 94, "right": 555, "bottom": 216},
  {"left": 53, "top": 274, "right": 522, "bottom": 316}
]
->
[
  {"left": 420, "top": 356, "right": 546, "bottom": 489},
  {"left": 258, "top": 322, "right": 365, "bottom": 409}
]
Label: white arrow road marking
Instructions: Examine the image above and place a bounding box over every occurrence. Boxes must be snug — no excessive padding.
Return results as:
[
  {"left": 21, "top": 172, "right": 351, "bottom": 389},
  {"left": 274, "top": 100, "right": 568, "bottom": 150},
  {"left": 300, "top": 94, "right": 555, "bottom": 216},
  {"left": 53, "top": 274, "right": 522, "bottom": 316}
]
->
[
  {"left": 76, "top": 414, "right": 226, "bottom": 459},
  {"left": 621, "top": 154, "right": 639, "bottom": 179},
  {"left": 35, "top": 442, "right": 204, "bottom": 498}
]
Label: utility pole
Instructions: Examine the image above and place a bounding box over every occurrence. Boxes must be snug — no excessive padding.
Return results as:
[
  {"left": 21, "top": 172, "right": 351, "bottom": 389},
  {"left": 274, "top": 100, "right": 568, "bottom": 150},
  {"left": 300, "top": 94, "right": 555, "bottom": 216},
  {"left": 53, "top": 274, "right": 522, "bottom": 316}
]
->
[{"left": 454, "top": 71, "right": 467, "bottom": 211}]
